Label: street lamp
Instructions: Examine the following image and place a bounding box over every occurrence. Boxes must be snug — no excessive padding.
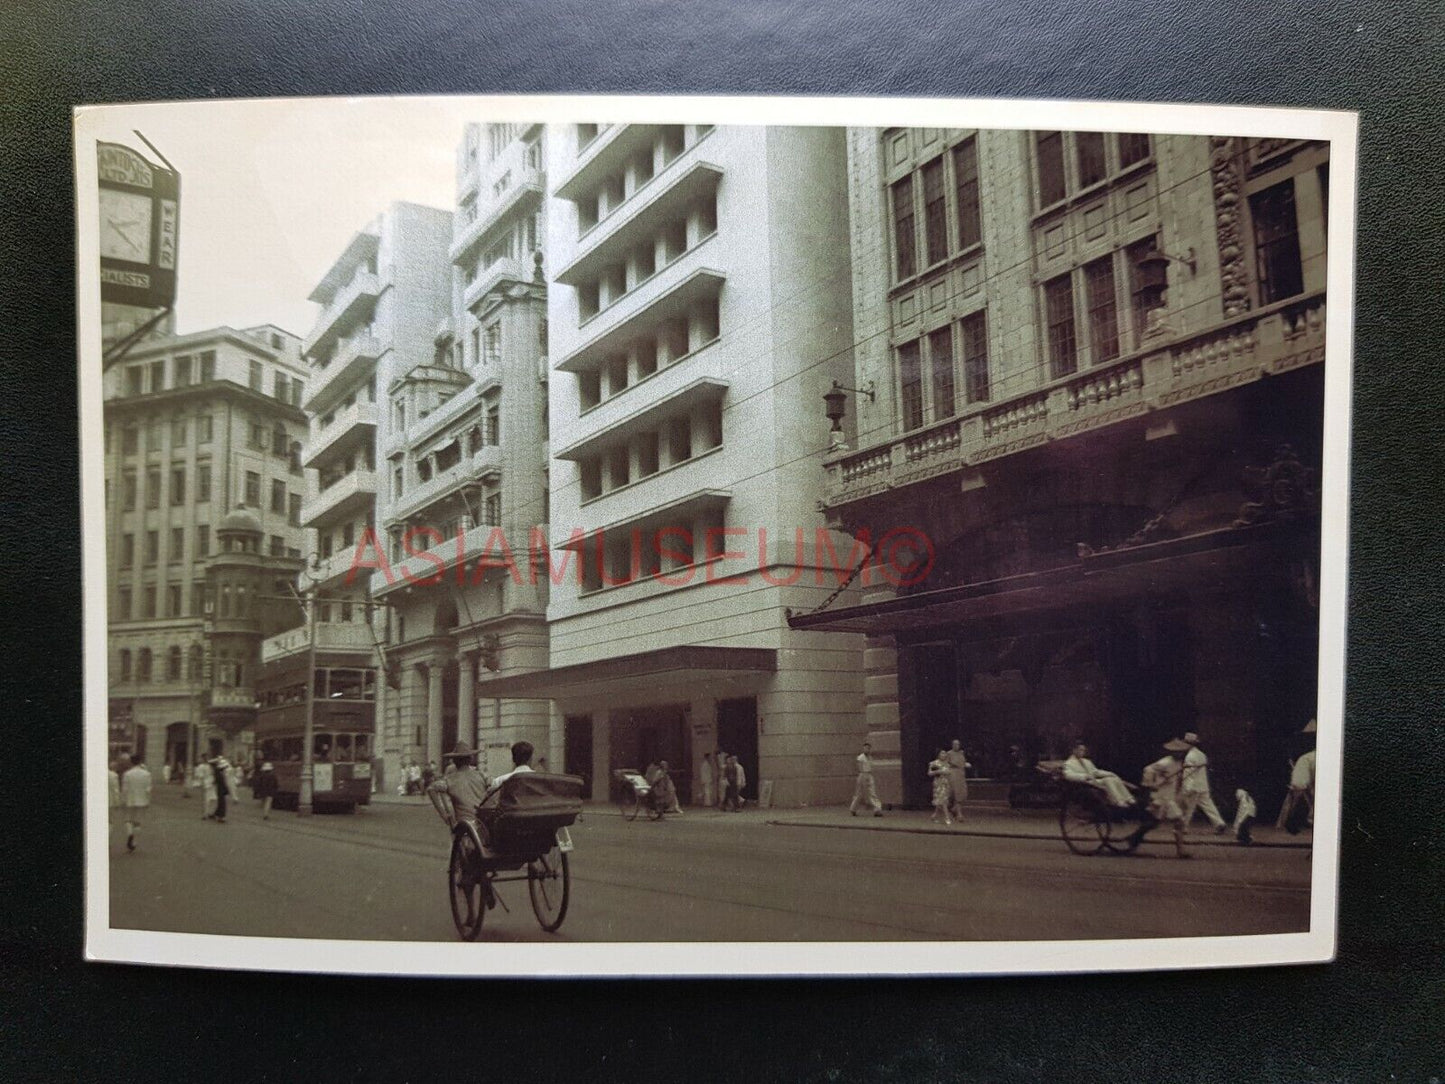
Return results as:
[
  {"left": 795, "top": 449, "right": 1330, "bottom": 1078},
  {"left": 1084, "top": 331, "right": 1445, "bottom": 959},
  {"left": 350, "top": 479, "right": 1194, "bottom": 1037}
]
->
[
  {"left": 823, "top": 380, "right": 876, "bottom": 448},
  {"left": 297, "top": 552, "right": 323, "bottom": 816}
]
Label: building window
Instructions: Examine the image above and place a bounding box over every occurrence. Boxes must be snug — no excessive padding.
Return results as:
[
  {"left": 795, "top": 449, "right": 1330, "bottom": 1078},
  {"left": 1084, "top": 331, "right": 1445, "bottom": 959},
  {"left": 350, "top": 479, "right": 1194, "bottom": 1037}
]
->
[
  {"left": 1118, "top": 133, "right": 1151, "bottom": 168},
  {"left": 274, "top": 372, "right": 289, "bottom": 402},
  {"left": 1125, "top": 235, "right": 1160, "bottom": 347},
  {"left": 144, "top": 530, "right": 159, "bottom": 565},
  {"left": 173, "top": 355, "right": 192, "bottom": 386},
  {"left": 953, "top": 139, "right": 981, "bottom": 250},
  {"left": 196, "top": 414, "right": 212, "bottom": 443},
  {"left": 125, "top": 367, "right": 144, "bottom": 396},
  {"left": 249, "top": 360, "right": 263, "bottom": 391},
  {"left": 121, "top": 426, "right": 139, "bottom": 455},
  {"left": 142, "top": 586, "right": 157, "bottom": 620},
  {"left": 199, "top": 351, "right": 216, "bottom": 382},
  {"left": 484, "top": 492, "right": 501, "bottom": 527},
  {"left": 270, "top": 535, "right": 284, "bottom": 556},
  {"left": 927, "top": 325, "right": 955, "bottom": 421},
  {"left": 270, "top": 479, "right": 285, "bottom": 514},
  {"left": 272, "top": 425, "right": 289, "bottom": 457},
  {"left": 249, "top": 423, "right": 267, "bottom": 451},
  {"left": 485, "top": 405, "right": 500, "bottom": 446},
  {"left": 145, "top": 467, "right": 161, "bottom": 509},
  {"left": 118, "top": 648, "right": 132, "bottom": 680},
  {"left": 149, "top": 361, "right": 165, "bottom": 393},
  {"left": 1251, "top": 179, "right": 1304, "bottom": 304},
  {"left": 122, "top": 471, "right": 137, "bottom": 510},
  {"left": 891, "top": 175, "right": 916, "bottom": 280},
  {"left": 137, "top": 648, "right": 152, "bottom": 682},
  {"left": 961, "top": 311, "right": 990, "bottom": 403},
  {"left": 196, "top": 524, "right": 209, "bottom": 557},
  {"left": 171, "top": 418, "right": 187, "bottom": 447},
  {"left": 167, "top": 586, "right": 182, "bottom": 619},
  {"left": 1083, "top": 254, "right": 1120, "bottom": 364},
  {"left": 483, "top": 323, "right": 501, "bottom": 367},
  {"left": 170, "top": 527, "right": 184, "bottom": 561},
  {"left": 170, "top": 465, "right": 186, "bottom": 504},
  {"left": 1036, "top": 132, "right": 1067, "bottom": 206},
  {"left": 1076, "top": 131, "right": 1107, "bottom": 188},
  {"left": 196, "top": 463, "right": 211, "bottom": 502},
  {"left": 921, "top": 157, "right": 948, "bottom": 267},
  {"left": 898, "top": 340, "right": 924, "bottom": 431},
  {"left": 120, "top": 533, "right": 135, "bottom": 568},
  {"left": 166, "top": 645, "right": 182, "bottom": 680},
  {"left": 188, "top": 644, "right": 203, "bottom": 679},
  {"left": 1044, "top": 275, "right": 1078, "bottom": 378},
  {"left": 245, "top": 471, "right": 261, "bottom": 506},
  {"left": 288, "top": 493, "right": 301, "bottom": 527}
]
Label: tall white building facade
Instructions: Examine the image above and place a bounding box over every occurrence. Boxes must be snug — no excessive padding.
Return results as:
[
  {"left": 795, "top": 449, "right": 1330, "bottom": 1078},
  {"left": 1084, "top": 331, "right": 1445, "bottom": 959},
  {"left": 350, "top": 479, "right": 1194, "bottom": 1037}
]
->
[{"left": 480, "top": 123, "right": 867, "bottom": 807}]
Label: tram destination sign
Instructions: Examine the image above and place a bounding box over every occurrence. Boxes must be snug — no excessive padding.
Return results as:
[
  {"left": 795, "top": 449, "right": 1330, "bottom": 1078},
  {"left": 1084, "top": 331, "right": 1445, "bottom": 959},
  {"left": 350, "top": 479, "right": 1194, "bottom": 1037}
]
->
[{"left": 97, "top": 141, "right": 179, "bottom": 310}]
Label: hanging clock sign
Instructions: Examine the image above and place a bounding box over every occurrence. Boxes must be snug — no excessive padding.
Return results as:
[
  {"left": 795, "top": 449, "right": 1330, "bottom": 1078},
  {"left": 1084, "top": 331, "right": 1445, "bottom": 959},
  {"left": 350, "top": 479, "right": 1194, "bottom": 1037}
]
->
[{"left": 98, "top": 141, "right": 179, "bottom": 309}]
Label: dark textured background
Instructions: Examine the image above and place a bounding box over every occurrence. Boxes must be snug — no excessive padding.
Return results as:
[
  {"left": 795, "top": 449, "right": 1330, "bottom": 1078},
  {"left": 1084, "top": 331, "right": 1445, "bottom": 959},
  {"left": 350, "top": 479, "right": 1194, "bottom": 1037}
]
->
[{"left": 2, "top": 1, "right": 1442, "bottom": 1080}]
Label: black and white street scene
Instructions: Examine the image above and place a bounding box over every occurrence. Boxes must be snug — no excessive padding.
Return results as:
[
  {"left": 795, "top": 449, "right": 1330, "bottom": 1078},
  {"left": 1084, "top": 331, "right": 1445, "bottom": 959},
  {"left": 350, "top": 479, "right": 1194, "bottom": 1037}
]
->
[{"left": 83, "top": 98, "right": 1343, "bottom": 965}]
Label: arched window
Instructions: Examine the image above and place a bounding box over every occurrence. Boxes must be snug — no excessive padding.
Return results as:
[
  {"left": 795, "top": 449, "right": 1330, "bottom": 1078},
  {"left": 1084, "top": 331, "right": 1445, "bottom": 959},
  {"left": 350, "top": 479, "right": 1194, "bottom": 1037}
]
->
[
  {"left": 119, "top": 649, "right": 132, "bottom": 682},
  {"left": 137, "top": 648, "right": 153, "bottom": 682},
  {"left": 166, "top": 646, "right": 182, "bottom": 681}
]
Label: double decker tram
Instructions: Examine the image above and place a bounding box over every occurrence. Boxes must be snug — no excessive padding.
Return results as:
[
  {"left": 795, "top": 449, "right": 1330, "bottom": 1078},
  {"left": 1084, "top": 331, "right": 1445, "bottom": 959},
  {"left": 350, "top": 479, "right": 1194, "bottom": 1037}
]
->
[{"left": 255, "top": 662, "right": 378, "bottom": 812}]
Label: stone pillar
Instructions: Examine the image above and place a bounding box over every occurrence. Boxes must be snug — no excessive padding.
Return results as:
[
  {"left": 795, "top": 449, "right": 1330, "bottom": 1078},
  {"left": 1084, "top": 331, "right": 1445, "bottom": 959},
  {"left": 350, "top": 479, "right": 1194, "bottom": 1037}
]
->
[
  {"left": 400, "top": 662, "right": 421, "bottom": 761},
  {"left": 548, "top": 702, "right": 565, "bottom": 780},
  {"left": 426, "top": 662, "right": 444, "bottom": 766},
  {"left": 457, "top": 651, "right": 476, "bottom": 749},
  {"left": 590, "top": 710, "right": 611, "bottom": 802},
  {"left": 689, "top": 697, "right": 717, "bottom": 806}
]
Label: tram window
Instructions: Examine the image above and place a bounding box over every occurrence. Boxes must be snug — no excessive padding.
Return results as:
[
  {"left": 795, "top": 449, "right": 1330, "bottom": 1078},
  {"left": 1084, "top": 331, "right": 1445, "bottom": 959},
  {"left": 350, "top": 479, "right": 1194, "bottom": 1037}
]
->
[
  {"left": 353, "top": 734, "right": 371, "bottom": 760},
  {"left": 314, "top": 734, "right": 334, "bottom": 762},
  {"left": 281, "top": 737, "right": 302, "bottom": 762},
  {"left": 335, "top": 734, "right": 353, "bottom": 762},
  {"left": 329, "top": 669, "right": 364, "bottom": 700}
]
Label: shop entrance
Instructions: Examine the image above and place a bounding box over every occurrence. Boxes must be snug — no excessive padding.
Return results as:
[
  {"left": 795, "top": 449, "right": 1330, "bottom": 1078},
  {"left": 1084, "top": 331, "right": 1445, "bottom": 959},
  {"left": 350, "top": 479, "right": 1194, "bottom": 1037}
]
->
[
  {"left": 611, "top": 704, "right": 691, "bottom": 804},
  {"left": 564, "top": 714, "right": 593, "bottom": 794},
  {"left": 716, "top": 697, "right": 759, "bottom": 801}
]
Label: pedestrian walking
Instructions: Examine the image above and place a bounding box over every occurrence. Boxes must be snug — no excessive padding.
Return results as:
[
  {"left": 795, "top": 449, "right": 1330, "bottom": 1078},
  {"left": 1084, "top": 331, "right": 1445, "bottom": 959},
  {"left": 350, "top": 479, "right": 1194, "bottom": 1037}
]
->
[
  {"left": 195, "top": 759, "right": 217, "bottom": 819},
  {"left": 715, "top": 750, "right": 729, "bottom": 808},
  {"left": 254, "top": 760, "right": 277, "bottom": 819},
  {"left": 849, "top": 741, "right": 883, "bottom": 817},
  {"left": 928, "top": 750, "right": 953, "bottom": 825},
  {"left": 1233, "top": 787, "right": 1258, "bottom": 845},
  {"left": 109, "top": 761, "right": 122, "bottom": 809},
  {"left": 1179, "top": 732, "right": 1228, "bottom": 833},
  {"left": 211, "top": 754, "right": 234, "bottom": 823},
  {"left": 120, "top": 755, "right": 153, "bottom": 853},
  {"left": 1277, "top": 718, "right": 1317, "bottom": 832},
  {"left": 1135, "top": 738, "right": 1191, "bottom": 858},
  {"left": 721, "top": 754, "right": 744, "bottom": 812},
  {"left": 943, "top": 739, "right": 970, "bottom": 818},
  {"left": 698, "top": 752, "right": 716, "bottom": 809}
]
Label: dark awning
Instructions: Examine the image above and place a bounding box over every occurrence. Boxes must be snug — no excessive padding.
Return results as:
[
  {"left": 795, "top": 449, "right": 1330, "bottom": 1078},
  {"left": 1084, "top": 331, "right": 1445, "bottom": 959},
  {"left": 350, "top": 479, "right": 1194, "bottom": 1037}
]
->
[
  {"left": 787, "top": 521, "right": 1315, "bottom": 635},
  {"left": 474, "top": 644, "right": 778, "bottom": 699}
]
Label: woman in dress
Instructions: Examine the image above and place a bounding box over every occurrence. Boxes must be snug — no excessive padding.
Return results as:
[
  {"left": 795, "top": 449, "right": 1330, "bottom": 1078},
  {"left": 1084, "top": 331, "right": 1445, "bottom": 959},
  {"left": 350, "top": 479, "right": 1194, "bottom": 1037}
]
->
[
  {"left": 254, "top": 760, "right": 278, "bottom": 819},
  {"left": 928, "top": 750, "right": 954, "bottom": 825}
]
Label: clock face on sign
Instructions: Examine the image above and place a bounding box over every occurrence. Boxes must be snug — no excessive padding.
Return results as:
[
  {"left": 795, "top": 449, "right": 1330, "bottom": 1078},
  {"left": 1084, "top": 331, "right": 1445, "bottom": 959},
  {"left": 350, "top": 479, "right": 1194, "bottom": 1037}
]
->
[{"left": 99, "top": 188, "right": 153, "bottom": 263}]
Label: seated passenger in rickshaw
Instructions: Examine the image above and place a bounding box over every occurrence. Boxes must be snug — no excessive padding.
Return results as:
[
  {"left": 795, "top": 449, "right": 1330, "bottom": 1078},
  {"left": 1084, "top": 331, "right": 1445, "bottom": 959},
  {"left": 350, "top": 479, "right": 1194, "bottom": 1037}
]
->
[
  {"left": 490, "top": 741, "right": 537, "bottom": 787},
  {"left": 1061, "top": 741, "right": 1136, "bottom": 809}
]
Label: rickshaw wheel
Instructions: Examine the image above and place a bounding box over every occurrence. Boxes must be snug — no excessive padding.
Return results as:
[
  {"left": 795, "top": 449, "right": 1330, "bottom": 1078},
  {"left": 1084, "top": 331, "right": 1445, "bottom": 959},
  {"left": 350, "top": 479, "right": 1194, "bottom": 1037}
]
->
[
  {"left": 620, "top": 788, "right": 640, "bottom": 822},
  {"left": 646, "top": 795, "right": 664, "bottom": 821},
  {"left": 449, "top": 823, "right": 487, "bottom": 941},
  {"left": 1103, "top": 812, "right": 1147, "bottom": 855},
  {"left": 1059, "top": 794, "right": 1108, "bottom": 855},
  {"left": 527, "top": 841, "right": 571, "bottom": 932}
]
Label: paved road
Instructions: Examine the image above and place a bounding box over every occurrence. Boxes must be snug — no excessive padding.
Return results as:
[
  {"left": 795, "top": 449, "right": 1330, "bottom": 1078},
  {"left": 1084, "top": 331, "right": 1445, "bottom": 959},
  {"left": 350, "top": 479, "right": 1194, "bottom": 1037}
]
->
[{"left": 108, "top": 787, "right": 1311, "bottom": 942}]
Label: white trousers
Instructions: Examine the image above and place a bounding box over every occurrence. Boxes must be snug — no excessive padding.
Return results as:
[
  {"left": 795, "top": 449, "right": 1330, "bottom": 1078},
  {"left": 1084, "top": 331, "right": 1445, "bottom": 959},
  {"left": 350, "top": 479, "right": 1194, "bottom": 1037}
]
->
[
  {"left": 850, "top": 772, "right": 882, "bottom": 813},
  {"left": 1179, "top": 790, "right": 1226, "bottom": 828}
]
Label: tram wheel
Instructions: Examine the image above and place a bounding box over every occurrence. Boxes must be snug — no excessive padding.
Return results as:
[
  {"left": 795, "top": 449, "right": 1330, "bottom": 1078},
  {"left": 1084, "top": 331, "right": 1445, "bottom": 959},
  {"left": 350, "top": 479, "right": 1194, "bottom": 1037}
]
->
[
  {"left": 448, "top": 824, "right": 486, "bottom": 941},
  {"left": 527, "top": 842, "right": 571, "bottom": 933}
]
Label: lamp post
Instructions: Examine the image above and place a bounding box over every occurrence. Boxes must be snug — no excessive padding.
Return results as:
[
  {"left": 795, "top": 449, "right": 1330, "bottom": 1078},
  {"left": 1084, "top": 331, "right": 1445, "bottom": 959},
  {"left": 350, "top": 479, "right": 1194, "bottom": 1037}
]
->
[
  {"left": 297, "top": 553, "right": 322, "bottom": 816},
  {"left": 823, "top": 380, "right": 876, "bottom": 451}
]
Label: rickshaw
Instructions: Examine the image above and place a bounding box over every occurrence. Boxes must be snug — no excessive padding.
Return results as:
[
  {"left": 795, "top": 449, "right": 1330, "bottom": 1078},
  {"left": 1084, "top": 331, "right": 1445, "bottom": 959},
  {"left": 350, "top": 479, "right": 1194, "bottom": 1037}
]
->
[
  {"left": 431, "top": 772, "right": 585, "bottom": 941},
  {"left": 1039, "top": 761, "right": 1154, "bottom": 856},
  {"left": 612, "top": 768, "right": 675, "bottom": 821}
]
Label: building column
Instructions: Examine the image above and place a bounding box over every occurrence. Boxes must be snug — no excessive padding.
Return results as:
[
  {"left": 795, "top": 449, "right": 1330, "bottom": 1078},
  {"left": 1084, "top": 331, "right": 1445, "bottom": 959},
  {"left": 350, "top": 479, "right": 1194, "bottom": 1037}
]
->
[
  {"left": 426, "top": 661, "right": 444, "bottom": 767},
  {"left": 457, "top": 651, "right": 476, "bottom": 749},
  {"left": 689, "top": 697, "right": 717, "bottom": 806},
  {"left": 548, "top": 701, "right": 565, "bottom": 779},
  {"left": 590, "top": 710, "right": 611, "bottom": 802}
]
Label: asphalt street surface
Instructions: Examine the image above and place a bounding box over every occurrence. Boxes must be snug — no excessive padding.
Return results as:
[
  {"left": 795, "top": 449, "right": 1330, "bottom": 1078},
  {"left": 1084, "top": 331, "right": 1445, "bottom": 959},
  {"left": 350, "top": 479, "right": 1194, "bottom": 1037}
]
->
[{"left": 108, "top": 787, "right": 1311, "bottom": 942}]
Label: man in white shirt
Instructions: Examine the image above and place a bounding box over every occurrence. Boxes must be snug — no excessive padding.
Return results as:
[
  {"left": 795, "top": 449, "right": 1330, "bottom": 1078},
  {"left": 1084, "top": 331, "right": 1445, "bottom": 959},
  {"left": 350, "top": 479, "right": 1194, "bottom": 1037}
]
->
[
  {"left": 849, "top": 742, "right": 883, "bottom": 817},
  {"left": 1061, "top": 742, "right": 1134, "bottom": 808},
  {"left": 490, "top": 740, "right": 537, "bottom": 788},
  {"left": 698, "top": 752, "right": 716, "bottom": 809},
  {"left": 1179, "top": 732, "right": 1228, "bottom": 833},
  {"left": 120, "top": 755, "right": 153, "bottom": 853}
]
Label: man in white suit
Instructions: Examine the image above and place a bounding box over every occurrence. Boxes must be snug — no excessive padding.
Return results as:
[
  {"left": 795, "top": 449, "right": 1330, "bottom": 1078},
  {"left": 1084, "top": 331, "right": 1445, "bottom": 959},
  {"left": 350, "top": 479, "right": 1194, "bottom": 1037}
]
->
[{"left": 1179, "top": 732, "right": 1228, "bottom": 833}]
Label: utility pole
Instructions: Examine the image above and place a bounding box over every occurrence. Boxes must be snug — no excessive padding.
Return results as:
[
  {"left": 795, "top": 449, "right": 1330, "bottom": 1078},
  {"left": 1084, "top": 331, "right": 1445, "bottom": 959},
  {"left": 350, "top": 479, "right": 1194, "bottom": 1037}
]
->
[{"left": 298, "top": 579, "right": 318, "bottom": 815}]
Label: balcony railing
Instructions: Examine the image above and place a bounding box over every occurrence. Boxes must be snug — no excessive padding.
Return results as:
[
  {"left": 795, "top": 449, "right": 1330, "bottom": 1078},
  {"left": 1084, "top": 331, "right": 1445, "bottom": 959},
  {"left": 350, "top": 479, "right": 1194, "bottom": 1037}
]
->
[
  {"left": 463, "top": 255, "right": 527, "bottom": 311},
  {"left": 300, "top": 401, "right": 378, "bottom": 469},
  {"left": 385, "top": 444, "right": 503, "bottom": 525},
  {"left": 371, "top": 518, "right": 541, "bottom": 597},
  {"left": 301, "top": 334, "right": 383, "bottom": 414},
  {"left": 301, "top": 469, "right": 377, "bottom": 528},
  {"left": 209, "top": 687, "right": 257, "bottom": 711},
  {"left": 399, "top": 377, "right": 498, "bottom": 453},
  {"left": 302, "top": 270, "right": 380, "bottom": 358},
  {"left": 449, "top": 166, "right": 544, "bottom": 268},
  {"left": 824, "top": 291, "right": 1327, "bottom": 508}
]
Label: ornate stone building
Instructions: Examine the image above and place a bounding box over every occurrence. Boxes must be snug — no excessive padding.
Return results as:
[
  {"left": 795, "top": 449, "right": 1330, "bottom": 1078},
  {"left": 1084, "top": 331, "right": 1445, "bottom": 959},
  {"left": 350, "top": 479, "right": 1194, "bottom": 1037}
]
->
[{"left": 791, "top": 129, "right": 1328, "bottom": 810}]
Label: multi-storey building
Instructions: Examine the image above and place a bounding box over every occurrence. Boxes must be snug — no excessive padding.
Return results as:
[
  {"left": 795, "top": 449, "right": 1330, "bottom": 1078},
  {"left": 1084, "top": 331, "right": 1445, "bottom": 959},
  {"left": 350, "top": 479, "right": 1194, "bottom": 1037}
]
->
[
  {"left": 477, "top": 123, "right": 865, "bottom": 807},
  {"left": 104, "top": 324, "right": 311, "bottom": 768},
  {"left": 792, "top": 129, "right": 1328, "bottom": 810},
  {"left": 296, "top": 201, "right": 453, "bottom": 786},
  {"left": 372, "top": 123, "right": 552, "bottom": 783}
]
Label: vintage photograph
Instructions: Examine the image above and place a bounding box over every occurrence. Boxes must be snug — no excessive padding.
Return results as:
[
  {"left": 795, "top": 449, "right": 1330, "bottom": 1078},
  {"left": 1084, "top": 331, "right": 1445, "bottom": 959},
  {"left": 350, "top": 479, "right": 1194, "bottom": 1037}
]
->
[{"left": 78, "top": 96, "right": 1353, "bottom": 975}]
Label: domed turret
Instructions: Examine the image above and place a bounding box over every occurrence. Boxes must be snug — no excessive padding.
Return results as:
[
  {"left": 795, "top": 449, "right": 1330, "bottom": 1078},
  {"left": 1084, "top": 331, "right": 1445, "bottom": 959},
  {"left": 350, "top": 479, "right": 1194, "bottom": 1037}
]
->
[{"left": 217, "top": 505, "right": 264, "bottom": 536}]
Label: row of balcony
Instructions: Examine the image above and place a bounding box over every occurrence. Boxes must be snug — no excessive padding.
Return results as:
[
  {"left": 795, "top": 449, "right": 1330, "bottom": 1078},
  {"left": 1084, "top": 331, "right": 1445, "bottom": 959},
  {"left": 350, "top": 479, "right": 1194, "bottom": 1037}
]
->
[
  {"left": 824, "top": 291, "right": 1327, "bottom": 508},
  {"left": 385, "top": 443, "right": 503, "bottom": 524},
  {"left": 371, "top": 520, "right": 547, "bottom": 598},
  {"left": 301, "top": 333, "right": 383, "bottom": 416},
  {"left": 391, "top": 376, "right": 499, "bottom": 455},
  {"left": 463, "top": 254, "right": 530, "bottom": 311},
  {"left": 301, "top": 468, "right": 377, "bottom": 529},
  {"left": 450, "top": 166, "right": 544, "bottom": 268}
]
